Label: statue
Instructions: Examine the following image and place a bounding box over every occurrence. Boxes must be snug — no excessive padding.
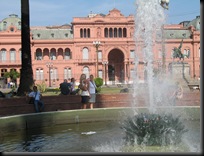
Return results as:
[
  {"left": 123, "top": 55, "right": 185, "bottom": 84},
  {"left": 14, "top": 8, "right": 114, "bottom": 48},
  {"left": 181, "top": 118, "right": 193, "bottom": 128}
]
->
[
  {"left": 172, "top": 39, "right": 190, "bottom": 61},
  {"left": 160, "top": 0, "right": 169, "bottom": 10}
]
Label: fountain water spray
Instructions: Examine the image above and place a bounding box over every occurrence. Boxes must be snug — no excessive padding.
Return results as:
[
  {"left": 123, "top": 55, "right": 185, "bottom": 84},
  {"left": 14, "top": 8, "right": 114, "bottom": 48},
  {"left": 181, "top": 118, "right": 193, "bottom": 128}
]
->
[{"left": 132, "top": 0, "right": 169, "bottom": 113}]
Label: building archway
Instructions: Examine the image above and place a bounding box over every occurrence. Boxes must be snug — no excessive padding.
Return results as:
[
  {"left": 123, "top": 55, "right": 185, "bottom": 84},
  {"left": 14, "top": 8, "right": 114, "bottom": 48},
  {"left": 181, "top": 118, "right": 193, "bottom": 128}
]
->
[{"left": 107, "top": 49, "right": 124, "bottom": 83}]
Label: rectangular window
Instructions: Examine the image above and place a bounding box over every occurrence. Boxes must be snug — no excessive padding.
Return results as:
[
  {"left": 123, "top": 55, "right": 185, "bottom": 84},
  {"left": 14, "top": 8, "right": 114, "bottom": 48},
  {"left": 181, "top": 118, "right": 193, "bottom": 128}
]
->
[
  {"left": 64, "top": 68, "right": 72, "bottom": 79},
  {"left": 130, "top": 50, "right": 135, "bottom": 59},
  {"left": 98, "top": 51, "right": 102, "bottom": 60},
  {"left": 51, "top": 68, "right": 58, "bottom": 80},
  {"left": 36, "top": 69, "right": 44, "bottom": 80},
  {"left": 130, "top": 69, "right": 134, "bottom": 79},
  {"left": 10, "top": 50, "right": 16, "bottom": 62},
  {"left": 98, "top": 70, "right": 103, "bottom": 79}
]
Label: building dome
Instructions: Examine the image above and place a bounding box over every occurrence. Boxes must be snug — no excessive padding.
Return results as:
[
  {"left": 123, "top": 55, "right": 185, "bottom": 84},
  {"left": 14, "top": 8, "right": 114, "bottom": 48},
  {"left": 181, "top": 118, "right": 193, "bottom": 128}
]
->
[
  {"left": 186, "top": 16, "right": 200, "bottom": 31},
  {"left": 0, "top": 14, "right": 21, "bottom": 31}
]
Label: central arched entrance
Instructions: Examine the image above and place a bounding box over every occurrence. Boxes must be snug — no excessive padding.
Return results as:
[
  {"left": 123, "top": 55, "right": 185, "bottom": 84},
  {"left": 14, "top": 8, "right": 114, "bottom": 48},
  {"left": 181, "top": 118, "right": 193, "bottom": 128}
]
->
[{"left": 108, "top": 49, "right": 124, "bottom": 84}]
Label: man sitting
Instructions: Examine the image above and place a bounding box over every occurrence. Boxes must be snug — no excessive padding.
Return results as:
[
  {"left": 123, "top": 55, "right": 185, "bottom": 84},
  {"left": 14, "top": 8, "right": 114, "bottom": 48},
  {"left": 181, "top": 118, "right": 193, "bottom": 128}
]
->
[{"left": 59, "top": 79, "right": 71, "bottom": 95}]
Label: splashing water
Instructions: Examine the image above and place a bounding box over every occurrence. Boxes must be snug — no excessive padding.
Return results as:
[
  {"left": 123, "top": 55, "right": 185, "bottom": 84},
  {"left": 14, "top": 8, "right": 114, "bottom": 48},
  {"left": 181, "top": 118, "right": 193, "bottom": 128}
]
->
[{"left": 132, "top": 0, "right": 174, "bottom": 113}]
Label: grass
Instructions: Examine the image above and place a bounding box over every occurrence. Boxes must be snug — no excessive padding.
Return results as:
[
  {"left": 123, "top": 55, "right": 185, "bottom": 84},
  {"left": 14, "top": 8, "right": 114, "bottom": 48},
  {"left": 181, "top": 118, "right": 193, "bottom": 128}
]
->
[
  {"left": 0, "top": 85, "right": 130, "bottom": 97},
  {"left": 42, "top": 86, "right": 124, "bottom": 96}
]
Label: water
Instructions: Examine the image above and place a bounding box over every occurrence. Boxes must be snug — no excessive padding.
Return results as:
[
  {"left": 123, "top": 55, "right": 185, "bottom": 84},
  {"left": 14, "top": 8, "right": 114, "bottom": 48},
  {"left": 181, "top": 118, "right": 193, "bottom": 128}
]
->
[
  {"left": 132, "top": 0, "right": 171, "bottom": 113},
  {"left": 0, "top": 120, "right": 200, "bottom": 152},
  {"left": 0, "top": 0, "right": 201, "bottom": 153},
  {"left": 130, "top": 0, "right": 201, "bottom": 153}
]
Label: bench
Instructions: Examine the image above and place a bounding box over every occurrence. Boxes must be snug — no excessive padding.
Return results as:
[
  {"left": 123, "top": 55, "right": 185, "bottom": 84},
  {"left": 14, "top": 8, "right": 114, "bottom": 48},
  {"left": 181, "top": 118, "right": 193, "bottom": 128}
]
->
[{"left": 188, "top": 84, "right": 200, "bottom": 91}]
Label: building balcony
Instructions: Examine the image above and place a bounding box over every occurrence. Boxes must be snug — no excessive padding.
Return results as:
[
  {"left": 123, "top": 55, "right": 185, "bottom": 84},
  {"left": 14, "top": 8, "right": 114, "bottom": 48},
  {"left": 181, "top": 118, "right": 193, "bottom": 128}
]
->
[{"left": 0, "top": 60, "right": 21, "bottom": 65}]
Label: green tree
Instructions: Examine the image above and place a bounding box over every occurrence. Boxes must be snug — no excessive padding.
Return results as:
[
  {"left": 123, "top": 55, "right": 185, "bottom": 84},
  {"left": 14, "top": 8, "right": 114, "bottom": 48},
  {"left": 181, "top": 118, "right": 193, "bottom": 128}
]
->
[
  {"left": 4, "top": 70, "right": 20, "bottom": 81},
  {"left": 17, "top": 0, "right": 34, "bottom": 96},
  {"left": 4, "top": 70, "right": 20, "bottom": 87}
]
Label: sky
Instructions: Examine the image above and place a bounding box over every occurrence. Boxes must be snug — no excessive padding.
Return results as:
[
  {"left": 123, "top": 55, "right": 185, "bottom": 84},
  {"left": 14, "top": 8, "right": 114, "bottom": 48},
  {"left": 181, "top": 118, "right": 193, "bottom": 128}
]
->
[{"left": 0, "top": 0, "right": 200, "bottom": 26}]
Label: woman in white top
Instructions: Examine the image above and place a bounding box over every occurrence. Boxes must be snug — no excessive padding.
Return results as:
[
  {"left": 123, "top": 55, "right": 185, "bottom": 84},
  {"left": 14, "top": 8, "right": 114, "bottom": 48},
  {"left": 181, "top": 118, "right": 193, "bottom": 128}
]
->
[
  {"left": 88, "top": 74, "right": 97, "bottom": 109},
  {"left": 78, "top": 74, "right": 90, "bottom": 109}
]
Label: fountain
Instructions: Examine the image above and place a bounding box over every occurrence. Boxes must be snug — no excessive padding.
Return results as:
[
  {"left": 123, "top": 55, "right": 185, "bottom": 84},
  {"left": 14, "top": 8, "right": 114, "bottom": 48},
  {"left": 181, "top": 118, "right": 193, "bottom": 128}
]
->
[
  {"left": 120, "top": 0, "right": 201, "bottom": 153},
  {"left": 0, "top": 0, "right": 200, "bottom": 153}
]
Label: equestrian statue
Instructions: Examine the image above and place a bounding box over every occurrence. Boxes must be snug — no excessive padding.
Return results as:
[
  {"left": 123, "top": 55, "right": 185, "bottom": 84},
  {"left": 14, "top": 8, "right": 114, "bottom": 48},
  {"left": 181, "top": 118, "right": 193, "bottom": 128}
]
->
[{"left": 172, "top": 39, "right": 190, "bottom": 61}]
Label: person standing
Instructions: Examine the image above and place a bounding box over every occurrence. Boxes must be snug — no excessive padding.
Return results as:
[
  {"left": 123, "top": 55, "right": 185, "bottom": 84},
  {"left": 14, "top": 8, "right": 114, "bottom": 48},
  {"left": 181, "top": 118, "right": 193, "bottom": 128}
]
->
[
  {"left": 78, "top": 74, "right": 90, "bottom": 109},
  {"left": 88, "top": 74, "right": 97, "bottom": 109},
  {"left": 28, "top": 85, "right": 44, "bottom": 113},
  {"left": 70, "top": 77, "right": 80, "bottom": 95}
]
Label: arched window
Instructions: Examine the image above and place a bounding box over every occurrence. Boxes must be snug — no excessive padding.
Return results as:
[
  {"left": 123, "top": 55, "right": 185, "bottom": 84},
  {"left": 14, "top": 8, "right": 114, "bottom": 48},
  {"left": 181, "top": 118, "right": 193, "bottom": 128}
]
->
[
  {"left": 109, "top": 28, "right": 113, "bottom": 38},
  {"left": 118, "top": 28, "right": 122, "bottom": 37},
  {"left": 64, "top": 67, "right": 72, "bottom": 80},
  {"left": 65, "top": 48, "right": 71, "bottom": 60},
  {"left": 36, "top": 68, "right": 44, "bottom": 80},
  {"left": 80, "top": 28, "right": 83, "bottom": 38},
  {"left": 0, "top": 49, "right": 7, "bottom": 62},
  {"left": 87, "top": 28, "right": 90, "bottom": 38},
  {"left": 36, "top": 49, "right": 43, "bottom": 60},
  {"left": 104, "top": 28, "right": 108, "bottom": 38},
  {"left": 50, "top": 49, "right": 56, "bottom": 60},
  {"left": 114, "top": 28, "right": 117, "bottom": 37},
  {"left": 123, "top": 28, "right": 127, "bottom": 37},
  {"left": 82, "top": 47, "right": 89, "bottom": 60},
  {"left": 10, "top": 48, "right": 16, "bottom": 62},
  {"left": 84, "top": 29, "right": 87, "bottom": 38}
]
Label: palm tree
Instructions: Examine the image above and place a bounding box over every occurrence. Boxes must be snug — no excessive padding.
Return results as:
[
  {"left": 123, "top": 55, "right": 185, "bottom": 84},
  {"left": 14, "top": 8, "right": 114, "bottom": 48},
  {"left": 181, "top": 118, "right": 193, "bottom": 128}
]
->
[{"left": 17, "top": 0, "right": 34, "bottom": 96}]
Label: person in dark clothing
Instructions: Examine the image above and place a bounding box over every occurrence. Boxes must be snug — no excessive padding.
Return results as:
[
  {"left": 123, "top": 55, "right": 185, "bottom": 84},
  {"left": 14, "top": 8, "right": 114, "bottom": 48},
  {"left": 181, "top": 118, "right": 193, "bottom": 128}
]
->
[
  {"left": 0, "top": 91, "right": 6, "bottom": 98},
  {"left": 59, "top": 79, "right": 71, "bottom": 95}
]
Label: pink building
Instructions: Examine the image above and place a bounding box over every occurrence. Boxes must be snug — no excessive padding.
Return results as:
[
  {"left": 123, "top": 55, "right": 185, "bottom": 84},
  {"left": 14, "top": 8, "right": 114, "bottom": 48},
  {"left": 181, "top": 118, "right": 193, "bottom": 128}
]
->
[{"left": 0, "top": 9, "right": 200, "bottom": 88}]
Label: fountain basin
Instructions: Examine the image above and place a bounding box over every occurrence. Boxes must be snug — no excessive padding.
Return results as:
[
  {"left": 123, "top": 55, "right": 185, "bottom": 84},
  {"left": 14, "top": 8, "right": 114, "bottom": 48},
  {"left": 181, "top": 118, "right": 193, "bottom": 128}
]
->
[
  {"left": 0, "top": 106, "right": 200, "bottom": 135},
  {"left": 0, "top": 107, "right": 200, "bottom": 152}
]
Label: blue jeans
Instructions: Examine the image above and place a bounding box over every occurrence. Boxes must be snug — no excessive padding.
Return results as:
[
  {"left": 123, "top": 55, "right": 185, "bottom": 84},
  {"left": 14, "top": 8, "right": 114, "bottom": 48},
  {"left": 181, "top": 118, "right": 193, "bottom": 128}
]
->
[{"left": 34, "top": 100, "right": 44, "bottom": 112}]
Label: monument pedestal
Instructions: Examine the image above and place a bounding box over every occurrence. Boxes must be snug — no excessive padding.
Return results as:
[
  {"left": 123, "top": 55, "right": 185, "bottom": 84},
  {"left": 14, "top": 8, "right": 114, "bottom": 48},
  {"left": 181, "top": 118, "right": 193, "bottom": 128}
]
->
[{"left": 168, "top": 62, "right": 191, "bottom": 91}]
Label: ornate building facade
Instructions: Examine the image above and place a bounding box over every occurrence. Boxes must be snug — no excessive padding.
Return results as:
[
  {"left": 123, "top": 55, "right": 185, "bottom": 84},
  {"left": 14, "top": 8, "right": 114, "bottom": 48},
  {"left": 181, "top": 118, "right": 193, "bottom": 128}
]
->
[{"left": 0, "top": 9, "right": 200, "bottom": 88}]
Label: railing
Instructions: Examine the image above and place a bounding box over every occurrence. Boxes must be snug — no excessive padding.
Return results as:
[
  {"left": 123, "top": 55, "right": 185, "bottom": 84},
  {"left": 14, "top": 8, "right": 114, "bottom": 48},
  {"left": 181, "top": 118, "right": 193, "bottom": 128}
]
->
[{"left": 0, "top": 60, "right": 21, "bottom": 65}]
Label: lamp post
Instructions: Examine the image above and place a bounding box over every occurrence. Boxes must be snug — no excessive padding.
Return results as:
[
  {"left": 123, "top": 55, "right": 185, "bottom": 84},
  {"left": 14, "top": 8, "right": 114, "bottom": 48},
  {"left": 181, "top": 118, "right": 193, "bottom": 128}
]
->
[
  {"left": 93, "top": 41, "right": 101, "bottom": 78},
  {"left": 46, "top": 62, "right": 53, "bottom": 87},
  {"left": 102, "top": 61, "right": 108, "bottom": 85}
]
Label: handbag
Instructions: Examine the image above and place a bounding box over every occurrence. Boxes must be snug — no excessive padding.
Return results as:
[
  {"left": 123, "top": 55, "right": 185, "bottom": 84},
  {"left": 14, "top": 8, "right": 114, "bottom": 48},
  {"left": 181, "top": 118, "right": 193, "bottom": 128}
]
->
[{"left": 28, "top": 92, "right": 37, "bottom": 104}]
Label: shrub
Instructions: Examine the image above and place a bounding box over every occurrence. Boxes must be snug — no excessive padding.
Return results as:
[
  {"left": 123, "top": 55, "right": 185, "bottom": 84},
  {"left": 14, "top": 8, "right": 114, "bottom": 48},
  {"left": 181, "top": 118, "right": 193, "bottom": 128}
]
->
[
  {"left": 121, "top": 113, "right": 188, "bottom": 146},
  {"left": 36, "top": 81, "right": 47, "bottom": 93},
  {"left": 94, "top": 77, "right": 103, "bottom": 93}
]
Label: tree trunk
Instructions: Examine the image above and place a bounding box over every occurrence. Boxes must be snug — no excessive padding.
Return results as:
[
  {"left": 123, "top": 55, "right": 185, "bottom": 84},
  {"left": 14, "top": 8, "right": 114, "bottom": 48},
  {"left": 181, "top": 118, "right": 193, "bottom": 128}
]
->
[{"left": 17, "top": 0, "right": 34, "bottom": 96}]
